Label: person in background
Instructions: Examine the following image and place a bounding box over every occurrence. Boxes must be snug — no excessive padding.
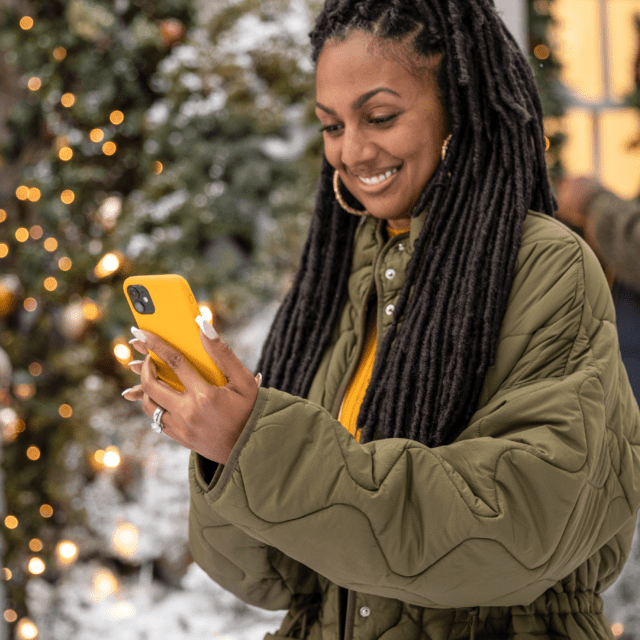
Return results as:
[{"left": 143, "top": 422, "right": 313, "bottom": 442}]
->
[{"left": 557, "top": 178, "right": 640, "bottom": 400}]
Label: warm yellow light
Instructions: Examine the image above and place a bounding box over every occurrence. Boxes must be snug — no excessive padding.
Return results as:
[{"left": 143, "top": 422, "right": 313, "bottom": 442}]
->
[
  {"left": 30, "top": 225, "right": 43, "bottom": 239},
  {"left": 44, "top": 277, "right": 58, "bottom": 292},
  {"left": 0, "top": 244, "right": 8, "bottom": 259},
  {"left": 60, "top": 190, "right": 75, "bottom": 205},
  {"left": 27, "top": 188, "right": 41, "bottom": 202},
  {"left": 111, "top": 522, "right": 138, "bottom": 558},
  {"left": 113, "top": 343, "right": 131, "bottom": 361},
  {"left": 29, "top": 539, "right": 43, "bottom": 552},
  {"left": 29, "top": 362, "right": 43, "bottom": 376},
  {"left": 53, "top": 47, "right": 67, "bottom": 61},
  {"left": 4, "top": 516, "right": 18, "bottom": 529},
  {"left": 59, "top": 257, "right": 72, "bottom": 271},
  {"left": 16, "top": 186, "right": 29, "bottom": 200},
  {"left": 27, "top": 557, "right": 45, "bottom": 575},
  {"left": 55, "top": 136, "right": 69, "bottom": 151},
  {"left": 61, "top": 93, "right": 75, "bottom": 108},
  {"left": 103, "top": 447, "right": 121, "bottom": 468},
  {"left": 0, "top": 209, "right": 6, "bottom": 222},
  {"left": 612, "top": 623, "right": 624, "bottom": 637},
  {"left": 94, "top": 450, "right": 106, "bottom": 464},
  {"left": 82, "top": 299, "right": 101, "bottom": 321},
  {"left": 44, "top": 237, "right": 59, "bottom": 251},
  {"left": 16, "top": 618, "right": 38, "bottom": 639},
  {"left": 27, "top": 446, "right": 41, "bottom": 461},
  {"left": 58, "top": 404, "right": 72, "bottom": 418},
  {"left": 153, "top": 161, "right": 163, "bottom": 174},
  {"left": 39, "top": 504, "right": 53, "bottom": 518},
  {"left": 110, "top": 110, "right": 124, "bottom": 125},
  {"left": 4, "top": 609, "right": 17, "bottom": 623},
  {"left": 199, "top": 304, "right": 213, "bottom": 323},
  {"left": 551, "top": 0, "right": 602, "bottom": 102},
  {"left": 58, "top": 147, "right": 73, "bottom": 161},
  {"left": 91, "top": 569, "right": 119, "bottom": 601},
  {"left": 24, "top": 298, "right": 37, "bottom": 312},
  {"left": 108, "top": 602, "right": 136, "bottom": 620},
  {"left": 90, "top": 128, "right": 104, "bottom": 143},
  {"left": 20, "top": 16, "right": 34, "bottom": 30},
  {"left": 15, "top": 228, "right": 29, "bottom": 243},
  {"left": 28, "top": 77, "right": 41, "bottom": 91},
  {"left": 95, "top": 252, "right": 121, "bottom": 278},
  {"left": 102, "top": 141, "right": 117, "bottom": 156},
  {"left": 3, "top": 568, "right": 12, "bottom": 580},
  {"left": 14, "top": 384, "right": 35, "bottom": 399},
  {"left": 56, "top": 540, "right": 79, "bottom": 565},
  {"left": 534, "top": 44, "right": 550, "bottom": 60}
]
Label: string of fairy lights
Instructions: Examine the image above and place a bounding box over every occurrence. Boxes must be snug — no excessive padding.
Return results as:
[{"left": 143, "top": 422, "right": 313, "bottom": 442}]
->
[
  {"left": 0, "top": 12, "right": 178, "bottom": 638},
  {"left": 1, "top": 10, "right": 216, "bottom": 636}
]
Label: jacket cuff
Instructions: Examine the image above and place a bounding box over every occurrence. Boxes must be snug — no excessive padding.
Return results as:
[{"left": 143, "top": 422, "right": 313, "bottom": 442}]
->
[{"left": 200, "top": 386, "right": 270, "bottom": 504}]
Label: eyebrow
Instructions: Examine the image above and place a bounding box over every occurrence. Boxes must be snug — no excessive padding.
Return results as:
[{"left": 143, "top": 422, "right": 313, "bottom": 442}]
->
[{"left": 316, "top": 88, "right": 401, "bottom": 115}]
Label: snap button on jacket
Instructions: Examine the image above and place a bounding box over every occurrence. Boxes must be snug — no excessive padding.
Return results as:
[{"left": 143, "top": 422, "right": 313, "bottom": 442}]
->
[{"left": 188, "top": 212, "right": 640, "bottom": 640}]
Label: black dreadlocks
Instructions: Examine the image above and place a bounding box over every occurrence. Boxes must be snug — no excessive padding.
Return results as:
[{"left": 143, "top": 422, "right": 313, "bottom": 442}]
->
[{"left": 257, "top": 0, "right": 555, "bottom": 447}]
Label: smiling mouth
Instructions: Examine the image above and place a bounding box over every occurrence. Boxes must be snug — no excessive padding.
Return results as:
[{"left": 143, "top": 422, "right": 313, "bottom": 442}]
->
[{"left": 357, "top": 166, "right": 400, "bottom": 186}]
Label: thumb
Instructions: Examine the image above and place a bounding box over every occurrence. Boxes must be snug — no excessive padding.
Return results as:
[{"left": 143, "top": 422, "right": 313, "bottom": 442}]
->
[{"left": 195, "top": 316, "right": 254, "bottom": 390}]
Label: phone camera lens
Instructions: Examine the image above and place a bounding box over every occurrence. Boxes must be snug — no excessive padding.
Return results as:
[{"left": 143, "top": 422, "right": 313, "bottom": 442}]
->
[
  {"left": 134, "top": 301, "right": 145, "bottom": 313},
  {"left": 128, "top": 287, "right": 139, "bottom": 299}
]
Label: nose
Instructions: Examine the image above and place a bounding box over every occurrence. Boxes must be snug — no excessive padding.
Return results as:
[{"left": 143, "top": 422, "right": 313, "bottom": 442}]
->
[{"left": 340, "top": 124, "right": 376, "bottom": 170}]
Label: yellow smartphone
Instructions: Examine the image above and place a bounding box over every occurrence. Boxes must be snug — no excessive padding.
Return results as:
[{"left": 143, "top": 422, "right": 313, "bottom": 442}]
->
[{"left": 123, "top": 274, "right": 226, "bottom": 391}]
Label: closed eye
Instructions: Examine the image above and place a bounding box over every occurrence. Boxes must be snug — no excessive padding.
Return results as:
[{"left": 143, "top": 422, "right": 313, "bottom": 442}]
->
[
  {"left": 370, "top": 114, "right": 398, "bottom": 125},
  {"left": 320, "top": 123, "right": 343, "bottom": 134}
]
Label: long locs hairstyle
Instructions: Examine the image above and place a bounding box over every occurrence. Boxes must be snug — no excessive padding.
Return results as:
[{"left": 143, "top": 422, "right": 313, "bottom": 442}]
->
[{"left": 258, "top": 0, "right": 555, "bottom": 447}]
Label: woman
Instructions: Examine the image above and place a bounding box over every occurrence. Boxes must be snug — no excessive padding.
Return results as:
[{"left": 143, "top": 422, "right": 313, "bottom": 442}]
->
[{"left": 123, "top": 0, "right": 640, "bottom": 638}]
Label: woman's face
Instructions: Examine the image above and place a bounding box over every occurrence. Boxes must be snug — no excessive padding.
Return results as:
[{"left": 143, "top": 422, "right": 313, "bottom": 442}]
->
[{"left": 316, "top": 31, "right": 448, "bottom": 230}]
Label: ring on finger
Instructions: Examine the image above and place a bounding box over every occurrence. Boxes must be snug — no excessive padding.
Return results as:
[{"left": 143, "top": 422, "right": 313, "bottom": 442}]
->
[{"left": 151, "top": 406, "right": 166, "bottom": 433}]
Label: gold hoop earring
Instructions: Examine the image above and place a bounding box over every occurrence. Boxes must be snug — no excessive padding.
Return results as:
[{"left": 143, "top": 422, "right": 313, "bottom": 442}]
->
[
  {"left": 333, "top": 170, "right": 368, "bottom": 217},
  {"left": 441, "top": 133, "right": 453, "bottom": 162}
]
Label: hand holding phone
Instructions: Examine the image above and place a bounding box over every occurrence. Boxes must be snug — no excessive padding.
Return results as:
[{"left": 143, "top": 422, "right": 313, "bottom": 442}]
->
[{"left": 123, "top": 274, "right": 226, "bottom": 391}]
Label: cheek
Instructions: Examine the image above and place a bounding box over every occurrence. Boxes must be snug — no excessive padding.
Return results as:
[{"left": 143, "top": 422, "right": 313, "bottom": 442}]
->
[{"left": 322, "top": 137, "right": 341, "bottom": 168}]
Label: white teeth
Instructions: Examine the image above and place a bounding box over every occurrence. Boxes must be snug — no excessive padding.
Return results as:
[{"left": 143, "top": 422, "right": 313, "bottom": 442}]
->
[{"left": 358, "top": 167, "right": 399, "bottom": 186}]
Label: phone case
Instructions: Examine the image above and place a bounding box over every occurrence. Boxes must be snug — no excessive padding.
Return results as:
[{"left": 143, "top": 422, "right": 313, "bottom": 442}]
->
[{"left": 123, "top": 274, "right": 226, "bottom": 391}]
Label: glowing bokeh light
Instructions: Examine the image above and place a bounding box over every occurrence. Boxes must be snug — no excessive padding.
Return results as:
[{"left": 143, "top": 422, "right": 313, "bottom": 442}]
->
[
  {"left": 44, "top": 237, "right": 59, "bottom": 251},
  {"left": 26, "top": 446, "right": 41, "bottom": 461},
  {"left": 111, "top": 522, "right": 138, "bottom": 558},
  {"left": 61, "top": 93, "right": 75, "bottom": 108},
  {"left": 58, "top": 404, "right": 73, "bottom": 418},
  {"left": 27, "top": 557, "right": 45, "bottom": 575}
]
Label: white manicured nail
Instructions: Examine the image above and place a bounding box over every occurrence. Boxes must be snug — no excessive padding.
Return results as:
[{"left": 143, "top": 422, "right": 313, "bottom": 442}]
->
[
  {"left": 131, "top": 327, "right": 147, "bottom": 342},
  {"left": 121, "top": 388, "right": 134, "bottom": 396},
  {"left": 128, "top": 360, "right": 144, "bottom": 367},
  {"left": 195, "top": 315, "right": 218, "bottom": 340}
]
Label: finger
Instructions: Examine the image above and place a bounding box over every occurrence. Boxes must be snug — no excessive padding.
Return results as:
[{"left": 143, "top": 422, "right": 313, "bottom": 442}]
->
[
  {"left": 122, "top": 385, "right": 144, "bottom": 401},
  {"left": 133, "top": 328, "right": 204, "bottom": 391},
  {"left": 139, "top": 355, "right": 183, "bottom": 412},
  {"left": 196, "top": 316, "right": 255, "bottom": 393},
  {"left": 128, "top": 338, "right": 149, "bottom": 356},
  {"left": 128, "top": 360, "right": 144, "bottom": 375}
]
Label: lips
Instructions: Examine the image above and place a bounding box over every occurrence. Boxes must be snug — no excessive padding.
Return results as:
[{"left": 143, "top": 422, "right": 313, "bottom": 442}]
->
[{"left": 357, "top": 166, "right": 400, "bottom": 186}]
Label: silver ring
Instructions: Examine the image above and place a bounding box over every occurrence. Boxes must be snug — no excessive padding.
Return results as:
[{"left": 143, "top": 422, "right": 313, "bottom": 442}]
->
[{"left": 151, "top": 406, "right": 165, "bottom": 433}]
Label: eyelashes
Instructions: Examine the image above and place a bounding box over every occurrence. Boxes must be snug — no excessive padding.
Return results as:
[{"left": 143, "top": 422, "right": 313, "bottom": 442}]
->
[{"left": 319, "top": 114, "right": 399, "bottom": 134}]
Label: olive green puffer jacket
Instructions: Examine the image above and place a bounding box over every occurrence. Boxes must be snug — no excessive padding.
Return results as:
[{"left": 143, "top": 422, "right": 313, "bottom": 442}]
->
[{"left": 189, "top": 210, "right": 640, "bottom": 640}]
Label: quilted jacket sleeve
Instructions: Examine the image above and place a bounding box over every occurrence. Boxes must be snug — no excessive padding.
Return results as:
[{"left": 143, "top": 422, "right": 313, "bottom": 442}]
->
[
  {"left": 189, "top": 218, "right": 640, "bottom": 609},
  {"left": 189, "top": 451, "right": 319, "bottom": 610}
]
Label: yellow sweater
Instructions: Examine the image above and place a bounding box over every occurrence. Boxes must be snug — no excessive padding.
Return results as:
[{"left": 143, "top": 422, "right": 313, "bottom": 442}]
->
[{"left": 338, "top": 226, "right": 406, "bottom": 441}]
